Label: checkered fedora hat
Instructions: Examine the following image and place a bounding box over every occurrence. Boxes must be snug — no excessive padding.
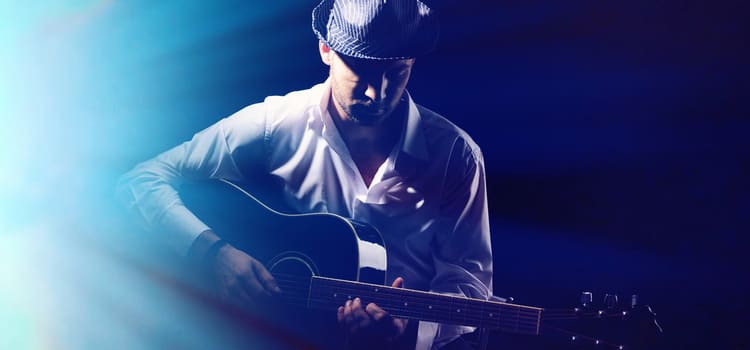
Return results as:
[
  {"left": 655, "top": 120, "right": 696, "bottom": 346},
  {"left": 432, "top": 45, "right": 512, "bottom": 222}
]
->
[{"left": 312, "top": 0, "right": 439, "bottom": 60}]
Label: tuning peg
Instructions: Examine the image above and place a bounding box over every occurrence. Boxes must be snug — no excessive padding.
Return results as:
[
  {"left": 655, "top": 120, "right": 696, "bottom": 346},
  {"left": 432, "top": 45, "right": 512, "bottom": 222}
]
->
[
  {"left": 581, "top": 291, "right": 593, "bottom": 307},
  {"left": 604, "top": 293, "right": 618, "bottom": 309}
]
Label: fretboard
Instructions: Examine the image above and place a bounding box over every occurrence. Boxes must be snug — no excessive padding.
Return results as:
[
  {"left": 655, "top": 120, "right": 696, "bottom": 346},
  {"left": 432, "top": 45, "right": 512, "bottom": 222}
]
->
[{"left": 307, "top": 276, "right": 542, "bottom": 335}]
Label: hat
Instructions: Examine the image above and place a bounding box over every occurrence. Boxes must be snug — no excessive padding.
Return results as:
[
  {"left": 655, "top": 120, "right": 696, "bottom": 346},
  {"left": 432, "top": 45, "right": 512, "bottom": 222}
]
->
[{"left": 312, "top": 0, "right": 439, "bottom": 60}]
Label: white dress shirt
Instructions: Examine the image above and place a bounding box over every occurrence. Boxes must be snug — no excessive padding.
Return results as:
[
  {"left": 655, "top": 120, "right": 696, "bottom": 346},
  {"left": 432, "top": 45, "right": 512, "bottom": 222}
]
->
[{"left": 117, "top": 80, "right": 493, "bottom": 349}]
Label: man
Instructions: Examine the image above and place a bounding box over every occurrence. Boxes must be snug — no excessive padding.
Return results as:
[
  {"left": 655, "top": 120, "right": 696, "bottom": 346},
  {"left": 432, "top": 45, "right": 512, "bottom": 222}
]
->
[{"left": 117, "top": 0, "right": 493, "bottom": 349}]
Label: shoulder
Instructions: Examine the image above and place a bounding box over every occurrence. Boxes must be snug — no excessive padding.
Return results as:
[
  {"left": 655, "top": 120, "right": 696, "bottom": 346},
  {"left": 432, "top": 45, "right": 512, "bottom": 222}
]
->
[
  {"left": 214, "top": 82, "right": 325, "bottom": 153},
  {"left": 220, "top": 82, "right": 324, "bottom": 139},
  {"left": 415, "top": 103, "right": 484, "bottom": 165},
  {"left": 262, "top": 83, "right": 325, "bottom": 123},
  {"left": 225, "top": 82, "right": 324, "bottom": 123}
]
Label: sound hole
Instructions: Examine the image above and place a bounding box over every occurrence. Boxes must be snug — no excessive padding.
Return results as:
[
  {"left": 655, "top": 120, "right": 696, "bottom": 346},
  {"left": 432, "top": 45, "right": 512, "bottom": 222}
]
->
[{"left": 267, "top": 252, "right": 318, "bottom": 308}]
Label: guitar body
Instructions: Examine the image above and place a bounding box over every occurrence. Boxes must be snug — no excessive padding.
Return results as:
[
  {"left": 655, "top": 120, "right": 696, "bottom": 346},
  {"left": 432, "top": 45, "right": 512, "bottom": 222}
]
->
[
  {"left": 180, "top": 179, "right": 387, "bottom": 287},
  {"left": 179, "top": 179, "right": 395, "bottom": 349}
]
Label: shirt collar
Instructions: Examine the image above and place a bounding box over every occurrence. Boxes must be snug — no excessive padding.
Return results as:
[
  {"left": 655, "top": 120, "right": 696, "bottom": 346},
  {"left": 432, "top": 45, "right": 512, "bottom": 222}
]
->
[
  {"left": 316, "top": 79, "right": 429, "bottom": 162},
  {"left": 401, "top": 91, "right": 429, "bottom": 162}
]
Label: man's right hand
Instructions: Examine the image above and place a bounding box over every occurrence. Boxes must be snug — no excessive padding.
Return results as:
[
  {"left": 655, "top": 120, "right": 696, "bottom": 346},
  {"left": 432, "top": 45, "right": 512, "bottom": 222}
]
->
[{"left": 209, "top": 244, "right": 281, "bottom": 305}]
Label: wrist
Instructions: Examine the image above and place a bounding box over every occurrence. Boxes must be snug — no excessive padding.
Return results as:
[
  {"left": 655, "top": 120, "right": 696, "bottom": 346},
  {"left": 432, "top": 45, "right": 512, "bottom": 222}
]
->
[
  {"left": 187, "top": 230, "right": 223, "bottom": 265},
  {"left": 203, "top": 239, "right": 230, "bottom": 267}
]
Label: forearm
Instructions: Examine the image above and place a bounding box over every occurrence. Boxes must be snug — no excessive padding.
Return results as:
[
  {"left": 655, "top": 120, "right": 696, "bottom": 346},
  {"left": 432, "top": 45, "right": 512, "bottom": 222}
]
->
[{"left": 116, "top": 161, "right": 212, "bottom": 254}]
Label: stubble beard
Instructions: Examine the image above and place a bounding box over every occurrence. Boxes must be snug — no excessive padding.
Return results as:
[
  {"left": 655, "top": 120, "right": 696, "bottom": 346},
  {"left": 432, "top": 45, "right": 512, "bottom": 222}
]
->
[{"left": 334, "top": 92, "right": 388, "bottom": 126}]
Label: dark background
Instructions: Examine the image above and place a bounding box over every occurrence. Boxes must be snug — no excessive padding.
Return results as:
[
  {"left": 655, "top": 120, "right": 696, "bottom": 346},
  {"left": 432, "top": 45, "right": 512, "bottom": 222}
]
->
[{"left": 36, "top": 0, "right": 746, "bottom": 348}]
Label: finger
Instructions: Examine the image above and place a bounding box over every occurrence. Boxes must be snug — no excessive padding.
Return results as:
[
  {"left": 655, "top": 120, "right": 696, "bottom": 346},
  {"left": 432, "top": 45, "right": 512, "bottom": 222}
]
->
[
  {"left": 391, "top": 277, "right": 404, "bottom": 288},
  {"left": 395, "top": 317, "right": 408, "bottom": 330},
  {"left": 366, "top": 302, "right": 407, "bottom": 338},
  {"left": 351, "top": 298, "right": 371, "bottom": 330},
  {"left": 252, "top": 261, "right": 281, "bottom": 293},
  {"left": 365, "top": 302, "right": 389, "bottom": 322},
  {"left": 351, "top": 298, "right": 368, "bottom": 320},
  {"left": 337, "top": 306, "right": 345, "bottom": 323},
  {"left": 344, "top": 299, "right": 361, "bottom": 331},
  {"left": 239, "top": 272, "right": 269, "bottom": 298},
  {"left": 343, "top": 299, "right": 355, "bottom": 323}
]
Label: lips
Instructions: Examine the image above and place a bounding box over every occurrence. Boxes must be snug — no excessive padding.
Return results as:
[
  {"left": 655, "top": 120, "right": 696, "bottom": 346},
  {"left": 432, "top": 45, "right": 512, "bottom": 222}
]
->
[{"left": 353, "top": 103, "right": 386, "bottom": 115}]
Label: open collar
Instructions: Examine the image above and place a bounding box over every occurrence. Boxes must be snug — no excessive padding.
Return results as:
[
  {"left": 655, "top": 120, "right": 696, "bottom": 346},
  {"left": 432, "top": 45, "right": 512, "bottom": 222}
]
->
[{"left": 316, "top": 79, "right": 429, "bottom": 163}]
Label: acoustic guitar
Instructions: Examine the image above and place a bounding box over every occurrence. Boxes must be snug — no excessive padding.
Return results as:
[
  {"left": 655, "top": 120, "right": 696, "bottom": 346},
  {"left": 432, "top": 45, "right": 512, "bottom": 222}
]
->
[{"left": 179, "top": 179, "right": 661, "bottom": 350}]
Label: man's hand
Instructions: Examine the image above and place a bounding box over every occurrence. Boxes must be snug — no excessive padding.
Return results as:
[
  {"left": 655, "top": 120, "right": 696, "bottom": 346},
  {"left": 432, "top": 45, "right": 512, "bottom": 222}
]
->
[
  {"left": 210, "top": 244, "right": 281, "bottom": 305},
  {"left": 337, "top": 277, "right": 408, "bottom": 345}
]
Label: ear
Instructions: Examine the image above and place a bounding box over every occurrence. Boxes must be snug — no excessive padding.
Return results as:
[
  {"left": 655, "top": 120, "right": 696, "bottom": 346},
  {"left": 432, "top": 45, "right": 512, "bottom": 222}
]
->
[{"left": 319, "top": 40, "right": 333, "bottom": 66}]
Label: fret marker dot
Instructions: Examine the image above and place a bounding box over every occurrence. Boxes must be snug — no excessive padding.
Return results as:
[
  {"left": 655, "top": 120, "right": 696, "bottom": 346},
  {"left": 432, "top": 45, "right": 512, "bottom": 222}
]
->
[
  {"left": 489, "top": 313, "right": 493, "bottom": 317},
  {"left": 456, "top": 309, "right": 461, "bottom": 313},
  {"left": 333, "top": 293, "right": 337, "bottom": 298},
  {"left": 619, "top": 346, "right": 624, "bottom": 350},
  {"left": 374, "top": 288, "right": 378, "bottom": 292},
  {"left": 404, "top": 302, "right": 408, "bottom": 306},
  {"left": 571, "top": 336, "right": 576, "bottom": 341},
  {"left": 595, "top": 340, "right": 600, "bottom": 345},
  {"left": 428, "top": 305, "right": 432, "bottom": 309}
]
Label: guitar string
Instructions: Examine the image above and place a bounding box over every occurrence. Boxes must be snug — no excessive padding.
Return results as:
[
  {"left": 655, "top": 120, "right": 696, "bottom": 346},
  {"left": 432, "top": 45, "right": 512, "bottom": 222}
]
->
[
  {"left": 276, "top": 279, "right": 592, "bottom": 321},
  {"left": 305, "top": 297, "right": 548, "bottom": 323},
  {"left": 308, "top": 281, "right": 542, "bottom": 316},
  {"left": 250, "top": 297, "right": 540, "bottom": 336},
  {"left": 277, "top": 278, "right": 554, "bottom": 319},
  {"left": 275, "top": 275, "right": 630, "bottom": 322},
  {"left": 309, "top": 283, "right": 542, "bottom": 322},
  {"left": 272, "top": 289, "right": 541, "bottom": 331},
  {"left": 267, "top": 292, "right": 532, "bottom": 329},
  {"left": 272, "top": 274, "right": 529, "bottom": 317},
  {"left": 309, "top": 288, "right": 542, "bottom": 325},
  {"left": 236, "top": 295, "right": 619, "bottom": 342},
  {"left": 275, "top": 288, "right": 618, "bottom": 324},
  {"left": 254, "top": 281, "right": 556, "bottom": 333},
  {"left": 305, "top": 301, "right": 539, "bottom": 332},
  {"left": 308, "top": 282, "right": 537, "bottom": 324},
  {"left": 270, "top": 275, "right": 542, "bottom": 330},
  {"left": 273, "top": 270, "right": 537, "bottom": 321},
  {"left": 305, "top": 299, "right": 541, "bottom": 331}
]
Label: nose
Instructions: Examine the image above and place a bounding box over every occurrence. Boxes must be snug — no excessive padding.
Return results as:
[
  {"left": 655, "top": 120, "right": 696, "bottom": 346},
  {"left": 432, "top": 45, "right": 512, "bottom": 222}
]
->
[{"left": 363, "top": 75, "right": 387, "bottom": 102}]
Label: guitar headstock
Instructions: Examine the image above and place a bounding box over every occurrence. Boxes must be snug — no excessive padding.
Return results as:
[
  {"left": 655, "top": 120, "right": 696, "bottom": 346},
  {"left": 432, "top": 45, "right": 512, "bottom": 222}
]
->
[{"left": 541, "top": 291, "right": 663, "bottom": 350}]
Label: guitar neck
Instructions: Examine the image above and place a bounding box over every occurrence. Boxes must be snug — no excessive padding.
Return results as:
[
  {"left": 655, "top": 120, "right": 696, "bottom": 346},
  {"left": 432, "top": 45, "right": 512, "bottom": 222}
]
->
[{"left": 307, "top": 276, "right": 542, "bottom": 335}]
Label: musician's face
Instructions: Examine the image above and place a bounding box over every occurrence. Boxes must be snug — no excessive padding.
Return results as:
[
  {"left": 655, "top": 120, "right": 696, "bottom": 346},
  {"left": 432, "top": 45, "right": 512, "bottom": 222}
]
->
[{"left": 320, "top": 42, "right": 414, "bottom": 126}]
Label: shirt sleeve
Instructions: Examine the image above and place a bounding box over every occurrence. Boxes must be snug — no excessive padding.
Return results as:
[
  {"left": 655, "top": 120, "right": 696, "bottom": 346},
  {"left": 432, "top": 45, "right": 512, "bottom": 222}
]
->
[
  {"left": 115, "top": 103, "right": 268, "bottom": 255},
  {"left": 425, "top": 137, "right": 493, "bottom": 350}
]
